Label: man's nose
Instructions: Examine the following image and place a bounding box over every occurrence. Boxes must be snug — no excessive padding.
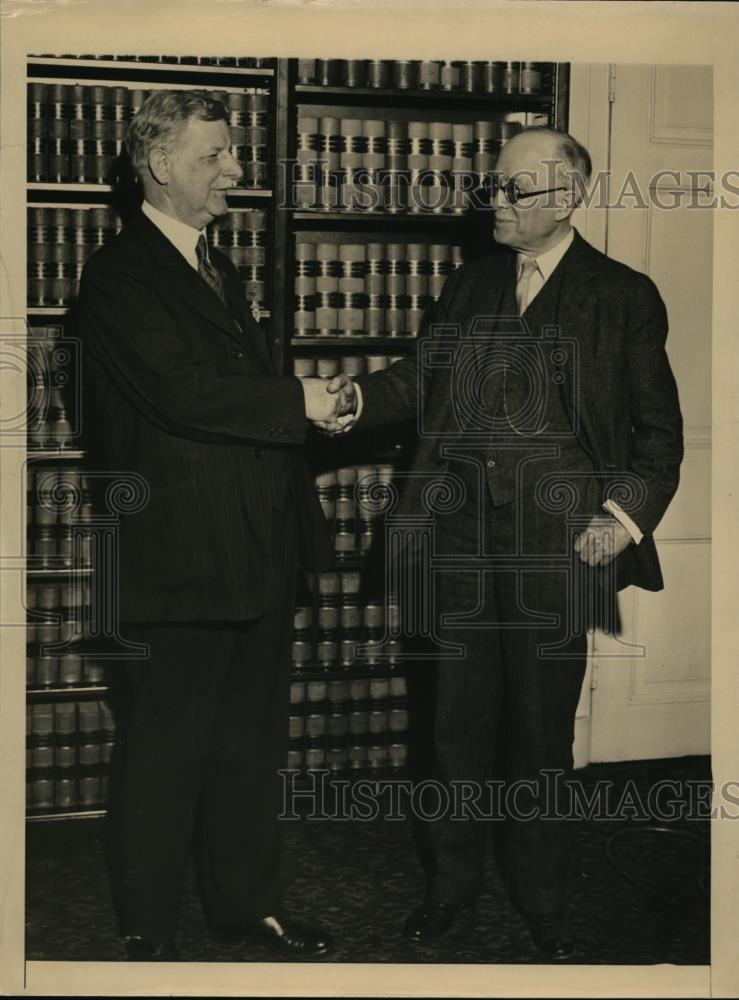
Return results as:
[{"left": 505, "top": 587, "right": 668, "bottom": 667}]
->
[
  {"left": 224, "top": 150, "right": 243, "bottom": 181},
  {"left": 489, "top": 183, "right": 507, "bottom": 210}
]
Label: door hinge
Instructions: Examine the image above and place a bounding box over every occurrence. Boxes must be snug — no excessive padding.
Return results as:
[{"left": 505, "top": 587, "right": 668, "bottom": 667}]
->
[
  {"left": 590, "top": 661, "right": 599, "bottom": 691},
  {"left": 608, "top": 65, "right": 616, "bottom": 103}
]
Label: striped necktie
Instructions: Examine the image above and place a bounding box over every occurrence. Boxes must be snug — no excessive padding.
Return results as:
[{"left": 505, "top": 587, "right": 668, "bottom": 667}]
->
[
  {"left": 515, "top": 254, "right": 541, "bottom": 315},
  {"left": 196, "top": 234, "right": 227, "bottom": 308}
]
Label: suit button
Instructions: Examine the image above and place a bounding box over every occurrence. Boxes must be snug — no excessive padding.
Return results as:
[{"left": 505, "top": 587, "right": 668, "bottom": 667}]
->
[
  {"left": 487, "top": 459, "right": 496, "bottom": 468},
  {"left": 232, "top": 349, "right": 243, "bottom": 359},
  {"left": 255, "top": 448, "right": 264, "bottom": 459}
]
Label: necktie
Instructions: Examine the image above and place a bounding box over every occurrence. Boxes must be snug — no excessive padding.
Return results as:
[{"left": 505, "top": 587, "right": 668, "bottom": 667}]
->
[
  {"left": 196, "top": 234, "right": 227, "bottom": 308},
  {"left": 515, "top": 254, "right": 540, "bottom": 315}
]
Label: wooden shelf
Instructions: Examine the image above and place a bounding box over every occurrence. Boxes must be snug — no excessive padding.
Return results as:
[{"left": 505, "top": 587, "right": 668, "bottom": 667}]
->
[
  {"left": 26, "top": 807, "right": 107, "bottom": 823},
  {"left": 291, "top": 336, "right": 417, "bottom": 350},
  {"left": 28, "top": 56, "right": 275, "bottom": 78},
  {"left": 28, "top": 183, "right": 272, "bottom": 200},
  {"left": 291, "top": 665, "right": 403, "bottom": 681},
  {"left": 292, "top": 210, "right": 472, "bottom": 225},
  {"left": 27, "top": 568, "right": 93, "bottom": 578},
  {"left": 26, "top": 685, "right": 110, "bottom": 700},
  {"left": 28, "top": 449, "right": 85, "bottom": 460},
  {"left": 27, "top": 308, "right": 71, "bottom": 318},
  {"left": 295, "top": 84, "right": 552, "bottom": 110}
]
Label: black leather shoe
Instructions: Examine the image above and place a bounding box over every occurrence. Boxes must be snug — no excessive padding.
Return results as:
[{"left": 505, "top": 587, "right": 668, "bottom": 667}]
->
[
  {"left": 526, "top": 912, "right": 576, "bottom": 960},
  {"left": 212, "top": 914, "right": 334, "bottom": 957},
  {"left": 404, "top": 900, "right": 469, "bottom": 941},
  {"left": 122, "top": 936, "right": 180, "bottom": 961}
]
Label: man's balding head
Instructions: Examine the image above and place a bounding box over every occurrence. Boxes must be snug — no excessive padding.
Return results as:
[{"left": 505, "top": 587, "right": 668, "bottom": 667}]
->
[{"left": 491, "top": 127, "right": 592, "bottom": 254}]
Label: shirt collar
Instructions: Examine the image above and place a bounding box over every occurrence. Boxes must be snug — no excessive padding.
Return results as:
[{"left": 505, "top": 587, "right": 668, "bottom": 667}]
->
[
  {"left": 517, "top": 227, "right": 575, "bottom": 282},
  {"left": 141, "top": 200, "right": 206, "bottom": 270}
]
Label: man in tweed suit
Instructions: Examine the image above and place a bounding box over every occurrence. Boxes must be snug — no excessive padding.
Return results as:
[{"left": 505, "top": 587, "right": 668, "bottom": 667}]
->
[
  {"left": 78, "top": 90, "right": 344, "bottom": 960},
  {"left": 328, "top": 127, "right": 683, "bottom": 958}
]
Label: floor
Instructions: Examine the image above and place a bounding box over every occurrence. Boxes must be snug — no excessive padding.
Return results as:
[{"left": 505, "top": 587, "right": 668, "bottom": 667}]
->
[{"left": 26, "top": 756, "right": 710, "bottom": 966}]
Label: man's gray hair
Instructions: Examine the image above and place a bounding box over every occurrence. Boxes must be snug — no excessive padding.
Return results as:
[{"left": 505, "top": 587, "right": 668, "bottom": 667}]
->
[
  {"left": 516, "top": 125, "right": 593, "bottom": 199},
  {"left": 125, "top": 90, "right": 228, "bottom": 177}
]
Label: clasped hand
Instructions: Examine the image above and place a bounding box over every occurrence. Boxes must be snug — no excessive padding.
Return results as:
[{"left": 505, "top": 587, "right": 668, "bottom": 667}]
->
[
  {"left": 574, "top": 515, "right": 632, "bottom": 567},
  {"left": 301, "top": 374, "right": 357, "bottom": 433}
]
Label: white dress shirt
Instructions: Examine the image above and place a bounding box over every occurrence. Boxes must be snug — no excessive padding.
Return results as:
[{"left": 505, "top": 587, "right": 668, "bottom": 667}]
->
[
  {"left": 517, "top": 227, "right": 574, "bottom": 310},
  {"left": 142, "top": 199, "right": 205, "bottom": 270}
]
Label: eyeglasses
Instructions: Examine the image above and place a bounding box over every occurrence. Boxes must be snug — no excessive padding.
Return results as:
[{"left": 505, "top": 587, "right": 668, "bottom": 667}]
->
[{"left": 489, "top": 176, "right": 568, "bottom": 205}]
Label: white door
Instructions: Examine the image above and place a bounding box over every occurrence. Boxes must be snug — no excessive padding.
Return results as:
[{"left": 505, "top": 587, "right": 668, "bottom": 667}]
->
[{"left": 588, "top": 64, "right": 713, "bottom": 761}]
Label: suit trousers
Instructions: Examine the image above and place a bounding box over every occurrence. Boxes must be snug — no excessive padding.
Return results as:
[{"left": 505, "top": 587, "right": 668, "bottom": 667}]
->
[
  {"left": 112, "top": 499, "right": 298, "bottom": 942},
  {"left": 423, "top": 456, "right": 589, "bottom": 916}
]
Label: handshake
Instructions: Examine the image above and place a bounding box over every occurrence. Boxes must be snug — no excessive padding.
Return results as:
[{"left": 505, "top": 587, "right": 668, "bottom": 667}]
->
[{"left": 301, "top": 374, "right": 359, "bottom": 434}]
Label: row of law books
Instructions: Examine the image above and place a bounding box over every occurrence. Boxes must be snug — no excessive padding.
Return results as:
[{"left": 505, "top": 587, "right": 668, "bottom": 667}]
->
[
  {"left": 27, "top": 463, "right": 94, "bottom": 570},
  {"left": 293, "top": 239, "right": 462, "bottom": 337},
  {"left": 28, "top": 82, "right": 269, "bottom": 186},
  {"left": 288, "top": 667, "right": 408, "bottom": 776},
  {"left": 293, "top": 565, "right": 401, "bottom": 666},
  {"left": 28, "top": 82, "right": 268, "bottom": 127},
  {"left": 296, "top": 58, "right": 549, "bottom": 95},
  {"left": 287, "top": 740, "right": 408, "bottom": 776},
  {"left": 28, "top": 523, "right": 94, "bottom": 571},
  {"left": 287, "top": 716, "right": 408, "bottom": 776},
  {"left": 27, "top": 654, "right": 105, "bottom": 690},
  {"left": 27, "top": 582, "right": 93, "bottom": 652},
  {"left": 27, "top": 699, "right": 116, "bottom": 742},
  {"left": 27, "top": 772, "right": 111, "bottom": 812},
  {"left": 26, "top": 700, "right": 112, "bottom": 814},
  {"left": 26, "top": 741, "right": 411, "bottom": 809},
  {"left": 294, "top": 115, "right": 522, "bottom": 213},
  {"left": 27, "top": 394, "right": 77, "bottom": 450},
  {"left": 312, "top": 464, "right": 398, "bottom": 561},
  {"left": 293, "top": 357, "right": 403, "bottom": 381},
  {"left": 210, "top": 209, "right": 270, "bottom": 309},
  {"left": 27, "top": 205, "right": 270, "bottom": 313},
  {"left": 26, "top": 698, "right": 116, "bottom": 810},
  {"left": 28, "top": 205, "right": 120, "bottom": 307},
  {"left": 30, "top": 54, "right": 275, "bottom": 68},
  {"left": 27, "top": 465, "right": 92, "bottom": 526}
]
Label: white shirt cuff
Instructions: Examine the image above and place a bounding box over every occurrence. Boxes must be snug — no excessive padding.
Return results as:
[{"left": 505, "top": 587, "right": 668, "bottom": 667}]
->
[
  {"left": 602, "top": 498, "right": 644, "bottom": 545},
  {"left": 353, "top": 381, "right": 363, "bottom": 420}
]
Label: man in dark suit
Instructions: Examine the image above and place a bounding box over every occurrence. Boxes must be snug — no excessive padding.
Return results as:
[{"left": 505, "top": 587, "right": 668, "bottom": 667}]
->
[
  {"left": 77, "top": 90, "right": 345, "bottom": 960},
  {"left": 327, "top": 127, "right": 683, "bottom": 959}
]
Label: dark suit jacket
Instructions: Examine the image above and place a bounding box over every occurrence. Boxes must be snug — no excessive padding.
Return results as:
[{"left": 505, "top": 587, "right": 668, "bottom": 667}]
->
[
  {"left": 357, "top": 229, "right": 684, "bottom": 593},
  {"left": 77, "top": 208, "right": 333, "bottom": 623}
]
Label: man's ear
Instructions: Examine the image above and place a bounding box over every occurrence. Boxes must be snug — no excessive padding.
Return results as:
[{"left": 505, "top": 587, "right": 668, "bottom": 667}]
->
[
  {"left": 555, "top": 186, "right": 579, "bottom": 221},
  {"left": 148, "top": 147, "right": 169, "bottom": 186}
]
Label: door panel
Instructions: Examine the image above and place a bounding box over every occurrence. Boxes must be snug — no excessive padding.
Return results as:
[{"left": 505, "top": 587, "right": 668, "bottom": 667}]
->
[{"left": 589, "top": 64, "right": 712, "bottom": 762}]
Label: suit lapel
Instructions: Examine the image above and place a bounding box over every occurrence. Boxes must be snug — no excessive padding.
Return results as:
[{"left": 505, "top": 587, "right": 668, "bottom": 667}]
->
[
  {"left": 553, "top": 231, "right": 606, "bottom": 466},
  {"left": 467, "top": 250, "right": 517, "bottom": 375},
  {"left": 128, "top": 210, "right": 260, "bottom": 356},
  {"left": 423, "top": 252, "right": 515, "bottom": 440},
  {"left": 219, "top": 262, "right": 276, "bottom": 374}
]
